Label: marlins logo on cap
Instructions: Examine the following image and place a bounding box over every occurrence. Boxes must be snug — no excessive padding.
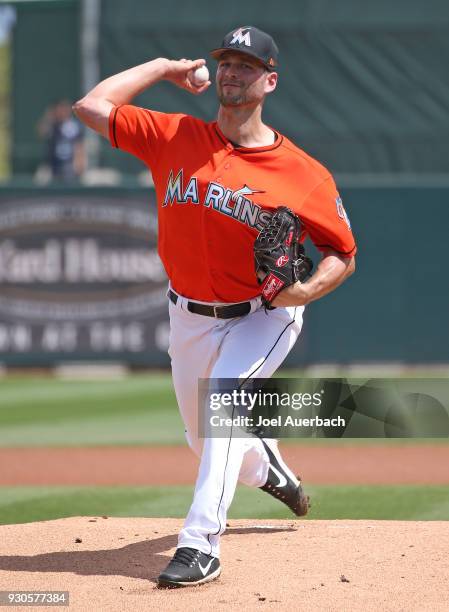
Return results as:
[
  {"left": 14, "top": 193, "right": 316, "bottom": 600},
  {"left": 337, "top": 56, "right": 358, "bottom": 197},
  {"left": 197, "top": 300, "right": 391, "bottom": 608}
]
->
[
  {"left": 210, "top": 26, "right": 279, "bottom": 70},
  {"left": 230, "top": 27, "right": 252, "bottom": 47}
]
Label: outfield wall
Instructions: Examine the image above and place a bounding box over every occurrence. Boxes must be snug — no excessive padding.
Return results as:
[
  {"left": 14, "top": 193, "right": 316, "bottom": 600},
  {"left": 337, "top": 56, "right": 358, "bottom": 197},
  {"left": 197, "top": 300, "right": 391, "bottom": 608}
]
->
[
  {"left": 0, "top": 183, "right": 447, "bottom": 367},
  {"left": 11, "top": 0, "right": 449, "bottom": 175}
]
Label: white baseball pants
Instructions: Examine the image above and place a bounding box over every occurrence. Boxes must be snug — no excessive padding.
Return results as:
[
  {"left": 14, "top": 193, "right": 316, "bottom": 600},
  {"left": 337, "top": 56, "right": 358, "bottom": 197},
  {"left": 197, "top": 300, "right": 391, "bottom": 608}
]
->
[{"left": 168, "top": 289, "right": 304, "bottom": 558}]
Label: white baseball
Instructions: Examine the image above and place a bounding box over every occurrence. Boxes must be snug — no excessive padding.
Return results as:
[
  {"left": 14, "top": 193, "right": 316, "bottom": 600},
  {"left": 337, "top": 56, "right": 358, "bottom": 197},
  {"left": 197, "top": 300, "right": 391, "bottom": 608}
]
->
[{"left": 190, "top": 65, "right": 209, "bottom": 86}]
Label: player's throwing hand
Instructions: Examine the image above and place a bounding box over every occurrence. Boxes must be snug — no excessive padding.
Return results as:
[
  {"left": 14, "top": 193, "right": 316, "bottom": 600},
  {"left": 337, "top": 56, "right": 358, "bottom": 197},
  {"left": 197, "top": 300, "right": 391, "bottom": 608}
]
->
[{"left": 164, "top": 58, "right": 211, "bottom": 94}]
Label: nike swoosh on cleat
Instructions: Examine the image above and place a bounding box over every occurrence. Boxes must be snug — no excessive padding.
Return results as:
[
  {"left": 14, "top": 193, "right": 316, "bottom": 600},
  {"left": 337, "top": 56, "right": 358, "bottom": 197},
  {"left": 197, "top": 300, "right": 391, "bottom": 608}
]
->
[
  {"left": 269, "top": 465, "right": 287, "bottom": 488},
  {"left": 198, "top": 558, "right": 214, "bottom": 576}
]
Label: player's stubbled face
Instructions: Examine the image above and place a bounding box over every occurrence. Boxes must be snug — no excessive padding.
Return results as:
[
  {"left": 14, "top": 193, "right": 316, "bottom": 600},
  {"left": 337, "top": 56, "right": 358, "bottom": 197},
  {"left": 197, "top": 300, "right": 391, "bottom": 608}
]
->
[{"left": 216, "top": 53, "right": 268, "bottom": 107}]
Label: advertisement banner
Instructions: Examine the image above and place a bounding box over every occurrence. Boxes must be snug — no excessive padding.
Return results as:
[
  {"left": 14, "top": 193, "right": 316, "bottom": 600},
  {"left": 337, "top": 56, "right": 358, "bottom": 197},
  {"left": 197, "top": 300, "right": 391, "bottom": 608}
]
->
[{"left": 0, "top": 191, "right": 170, "bottom": 366}]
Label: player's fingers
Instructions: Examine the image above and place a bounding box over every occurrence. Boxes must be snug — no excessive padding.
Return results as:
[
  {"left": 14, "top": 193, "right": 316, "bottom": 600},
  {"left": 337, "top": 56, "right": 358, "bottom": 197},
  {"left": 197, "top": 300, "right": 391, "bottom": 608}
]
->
[
  {"left": 178, "top": 58, "right": 204, "bottom": 67},
  {"left": 188, "top": 80, "right": 211, "bottom": 95},
  {"left": 192, "top": 80, "right": 211, "bottom": 94},
  {"left": 190, "top": 58, "right": 206, "bottom": 69},
  {"left": 176, "top": 58, "right": 205, "bottom": 75}
]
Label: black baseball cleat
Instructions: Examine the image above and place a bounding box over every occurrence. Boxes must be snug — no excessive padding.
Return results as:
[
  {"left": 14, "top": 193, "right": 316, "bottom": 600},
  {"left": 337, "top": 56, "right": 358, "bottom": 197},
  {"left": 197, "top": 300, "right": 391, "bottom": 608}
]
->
[
  {"left": 157, "top": 547, "right": 221, "bottom": 588},
  {"left": 260, "top": 439, "right": 310, "bottom": 517}
]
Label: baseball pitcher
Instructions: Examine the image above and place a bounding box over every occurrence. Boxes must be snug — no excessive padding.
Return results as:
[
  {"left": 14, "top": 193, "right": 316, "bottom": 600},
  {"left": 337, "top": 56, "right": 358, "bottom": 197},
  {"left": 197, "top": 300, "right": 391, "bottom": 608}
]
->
[{"left": 74, "top": 26, "right": 357, "bottom": 588}]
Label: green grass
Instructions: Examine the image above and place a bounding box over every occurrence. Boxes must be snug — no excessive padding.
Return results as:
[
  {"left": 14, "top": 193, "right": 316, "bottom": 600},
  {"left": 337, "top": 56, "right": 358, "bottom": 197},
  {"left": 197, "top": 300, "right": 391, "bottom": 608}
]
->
[
  {"left": 0, "top": 485, "right": 448, "bottom": 525},
  {"left": 0, "top": 374, "right": 185, "bottom": 446},
  {"left": 1, "top": 374, "right": 448, "bottom": 447}
]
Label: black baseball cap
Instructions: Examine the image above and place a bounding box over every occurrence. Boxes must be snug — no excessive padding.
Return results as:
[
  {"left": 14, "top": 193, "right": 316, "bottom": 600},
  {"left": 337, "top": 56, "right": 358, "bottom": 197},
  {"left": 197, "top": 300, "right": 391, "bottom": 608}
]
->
[{"left": 210, "top": 26, "right": 279, "bottom": 70}]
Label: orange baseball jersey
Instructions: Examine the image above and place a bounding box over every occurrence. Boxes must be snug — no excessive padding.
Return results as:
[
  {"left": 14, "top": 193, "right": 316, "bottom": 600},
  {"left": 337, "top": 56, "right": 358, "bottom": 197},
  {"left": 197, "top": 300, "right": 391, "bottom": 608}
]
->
[{"left": 109, "top": 105, "right": 356, "bottom": 302}]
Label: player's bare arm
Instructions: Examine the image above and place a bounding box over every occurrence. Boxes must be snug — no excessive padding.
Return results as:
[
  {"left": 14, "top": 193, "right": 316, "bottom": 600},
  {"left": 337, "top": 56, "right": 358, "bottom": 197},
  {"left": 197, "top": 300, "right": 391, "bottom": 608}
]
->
[
  {"left": 271, "top": 250, "right": 356, "bottom": 307},
  {"left": 72, "top": 57, "right": 211, "bottom": 138}
]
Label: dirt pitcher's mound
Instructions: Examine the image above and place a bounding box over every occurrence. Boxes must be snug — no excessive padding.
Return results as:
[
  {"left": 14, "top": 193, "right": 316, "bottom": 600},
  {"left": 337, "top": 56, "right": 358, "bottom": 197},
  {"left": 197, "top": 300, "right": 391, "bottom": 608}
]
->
[{"left": 0, "top": 517, "right": 448, "bottom": 611}]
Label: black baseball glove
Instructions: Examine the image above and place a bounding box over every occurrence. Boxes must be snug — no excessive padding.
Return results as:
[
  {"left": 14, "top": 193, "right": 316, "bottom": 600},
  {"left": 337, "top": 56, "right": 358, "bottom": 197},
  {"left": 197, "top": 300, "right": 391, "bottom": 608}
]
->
[{"left": 254, "top": 207, "right": 313, "bottom": 307}]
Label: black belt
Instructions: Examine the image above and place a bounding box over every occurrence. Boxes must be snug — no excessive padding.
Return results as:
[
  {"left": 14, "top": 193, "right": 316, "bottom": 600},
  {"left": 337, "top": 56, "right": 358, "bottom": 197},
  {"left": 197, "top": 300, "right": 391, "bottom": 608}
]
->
[{"left": 169, "top": 289, "right": 251, "bottom": 319}]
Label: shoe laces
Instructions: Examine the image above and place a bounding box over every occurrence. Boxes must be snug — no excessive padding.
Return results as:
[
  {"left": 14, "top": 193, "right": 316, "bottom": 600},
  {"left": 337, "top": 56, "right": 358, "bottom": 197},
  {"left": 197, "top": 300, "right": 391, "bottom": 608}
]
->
[{"left": 171, "top": 547, "right": 201, "bottom": 567}]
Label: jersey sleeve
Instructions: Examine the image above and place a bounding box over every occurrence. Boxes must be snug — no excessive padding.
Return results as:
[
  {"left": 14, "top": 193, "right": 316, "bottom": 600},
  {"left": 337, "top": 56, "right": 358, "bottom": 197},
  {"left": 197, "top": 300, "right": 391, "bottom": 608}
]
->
[
  {"left": 300, "top": 177, "right": 357, "bottom": 257},
  {"left": 108, "top": 104, "right": 185, "bottom": 170}
]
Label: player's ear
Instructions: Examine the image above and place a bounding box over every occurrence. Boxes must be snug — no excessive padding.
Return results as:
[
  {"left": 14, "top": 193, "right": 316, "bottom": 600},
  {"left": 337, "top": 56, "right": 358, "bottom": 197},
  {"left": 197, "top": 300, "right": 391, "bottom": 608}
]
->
[{"left": 264, "top": 71, "right": 278, "bottom": 94}]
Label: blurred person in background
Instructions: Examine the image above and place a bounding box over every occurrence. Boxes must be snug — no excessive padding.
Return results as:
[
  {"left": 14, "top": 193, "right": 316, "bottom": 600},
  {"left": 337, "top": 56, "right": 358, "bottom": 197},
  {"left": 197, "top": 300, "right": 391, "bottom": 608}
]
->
[{"left": 37, "top": 99, "right": 85, "bottom": 182}]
